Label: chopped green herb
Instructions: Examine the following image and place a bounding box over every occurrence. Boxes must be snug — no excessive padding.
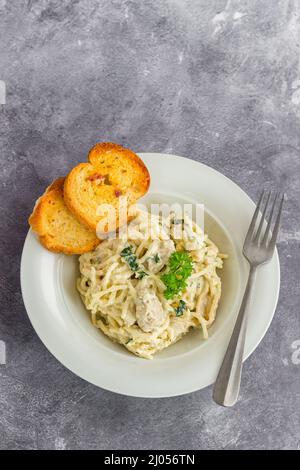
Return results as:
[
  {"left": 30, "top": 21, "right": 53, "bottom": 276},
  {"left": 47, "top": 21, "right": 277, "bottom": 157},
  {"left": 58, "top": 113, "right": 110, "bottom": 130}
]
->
[
  {"left": 126, "top": 255, "right": 139, "bottom": 271},
  {"left": 161, "top": 251, "right": 193, "bottom": 300},
  {"left": 120, "top": 246, "right": 139, "bottom": 271},
  {"left": 120, "top": 245, "right": 133, "bottom": 257},
  {"left": 120, "top": 245, "right": 148, "bottom": 277},
  {"left": 175, "top": 300, "right": 186, "bottom": 316},
  {"left": 125, "top": 338, "right": 132, "bottom": 345},
  {"left": 137, "top": 271, "right": 148, "bottom": 279},
  {"left": 153, "top": 254, "right": 160, "bottom": 263}
]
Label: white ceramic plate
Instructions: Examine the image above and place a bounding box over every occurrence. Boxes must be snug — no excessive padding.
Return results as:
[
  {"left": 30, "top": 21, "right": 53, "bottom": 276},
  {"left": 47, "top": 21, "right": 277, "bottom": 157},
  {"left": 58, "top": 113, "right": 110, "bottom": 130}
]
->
[{"left": 20, "top": 153, "right": 280, "bottom": 398}]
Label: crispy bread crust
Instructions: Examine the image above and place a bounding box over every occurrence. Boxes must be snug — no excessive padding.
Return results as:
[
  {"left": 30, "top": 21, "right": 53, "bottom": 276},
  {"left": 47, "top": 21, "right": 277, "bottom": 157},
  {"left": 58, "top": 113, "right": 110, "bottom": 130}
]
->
[
  {"left": 64, "top": 142, "right": 150, "bottom": 230},
  {"left": 28, "top": 178, "right": 100, "bottom": 254}
]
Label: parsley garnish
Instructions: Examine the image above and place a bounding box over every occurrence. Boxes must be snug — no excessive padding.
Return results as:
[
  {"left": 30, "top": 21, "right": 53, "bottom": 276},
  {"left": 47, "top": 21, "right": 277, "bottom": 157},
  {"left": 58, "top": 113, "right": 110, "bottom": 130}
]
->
[
  {"left": 161, "top": 251, "right": 193, "bottom": 299},
  {"left": 175, "top": 300, "right": 186, "bottom": 316}
]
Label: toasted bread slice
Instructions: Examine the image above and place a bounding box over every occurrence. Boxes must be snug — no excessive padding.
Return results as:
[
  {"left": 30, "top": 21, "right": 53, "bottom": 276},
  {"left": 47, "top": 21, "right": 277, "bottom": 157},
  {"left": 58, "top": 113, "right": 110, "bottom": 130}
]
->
[
  {"left": 46, "top": 177, "right": 66, "bottom": 193},
  {"left": 64, "top": 142, "right": 150, "bottom": 231},
  {"left": 29, "top": 178, "right": 100, "bottom": 254}
]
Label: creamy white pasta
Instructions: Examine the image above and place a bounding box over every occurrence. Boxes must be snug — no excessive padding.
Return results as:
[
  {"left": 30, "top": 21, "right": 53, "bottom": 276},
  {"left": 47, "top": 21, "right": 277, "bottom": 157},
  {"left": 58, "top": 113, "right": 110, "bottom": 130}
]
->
[{"left": 78, "top": 209, "right": 226, "bottom": 359}]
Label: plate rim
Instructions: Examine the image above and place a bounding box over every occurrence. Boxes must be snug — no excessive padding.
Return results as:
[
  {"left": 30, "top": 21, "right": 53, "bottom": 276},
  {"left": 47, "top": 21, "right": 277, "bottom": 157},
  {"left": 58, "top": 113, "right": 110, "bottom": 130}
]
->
[{"left": 20, "top": 152, "right": 280, "bottom": 398}]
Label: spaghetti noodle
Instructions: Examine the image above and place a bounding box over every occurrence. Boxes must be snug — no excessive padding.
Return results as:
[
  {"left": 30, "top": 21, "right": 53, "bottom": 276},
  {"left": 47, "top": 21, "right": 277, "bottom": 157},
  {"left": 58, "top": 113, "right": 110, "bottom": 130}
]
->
[{"left": 78, "top": 209, "right": 226, "bottom": 359}]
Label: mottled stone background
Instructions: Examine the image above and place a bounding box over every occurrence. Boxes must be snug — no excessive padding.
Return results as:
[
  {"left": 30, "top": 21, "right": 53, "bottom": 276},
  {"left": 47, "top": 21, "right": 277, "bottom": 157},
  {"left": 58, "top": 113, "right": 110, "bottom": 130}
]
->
[{"left": 0, "top": 0, "right": 299, "bottom": 450}]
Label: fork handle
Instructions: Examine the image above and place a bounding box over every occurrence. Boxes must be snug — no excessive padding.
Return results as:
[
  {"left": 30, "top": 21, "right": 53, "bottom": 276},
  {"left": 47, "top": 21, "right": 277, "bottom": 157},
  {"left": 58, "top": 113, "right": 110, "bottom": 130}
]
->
[{"left": 213, "top": 265, "right": 257, "bottom": 407}]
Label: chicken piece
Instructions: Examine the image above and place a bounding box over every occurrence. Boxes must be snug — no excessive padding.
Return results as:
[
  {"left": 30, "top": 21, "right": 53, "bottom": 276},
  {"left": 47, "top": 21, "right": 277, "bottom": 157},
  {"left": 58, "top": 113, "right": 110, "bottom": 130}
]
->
[
  {"left": 136, "top": 287, "right": 166, "bottom": 333},
  {"left": 146, "top": 239, "right": 175, "bottom": 273},
  {"left": 121, "top": 301, "right": 137, "bottom": 327}
]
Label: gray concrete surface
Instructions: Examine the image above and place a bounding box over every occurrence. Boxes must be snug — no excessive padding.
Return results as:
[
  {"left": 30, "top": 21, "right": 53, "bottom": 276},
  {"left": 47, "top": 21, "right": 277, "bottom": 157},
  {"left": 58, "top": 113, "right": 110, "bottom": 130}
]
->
[{"left": 0, "top": 0, "right": 299, "bottom": 450}]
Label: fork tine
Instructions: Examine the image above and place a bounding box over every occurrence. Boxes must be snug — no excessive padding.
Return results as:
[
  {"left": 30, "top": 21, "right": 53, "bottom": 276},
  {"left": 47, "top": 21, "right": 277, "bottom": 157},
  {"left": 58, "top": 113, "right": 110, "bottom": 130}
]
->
[
  {"left": 253, "top": 191, "right": 271, "bottom": 242},
  {"left": 268, "top": 193, "right": 285, "bottom": 252},
  {"left": 262, "top": 192, "right": 279, "bottom": 245},
  {"left": 244, "top": 190, "right": 265, "bottom": 246}
]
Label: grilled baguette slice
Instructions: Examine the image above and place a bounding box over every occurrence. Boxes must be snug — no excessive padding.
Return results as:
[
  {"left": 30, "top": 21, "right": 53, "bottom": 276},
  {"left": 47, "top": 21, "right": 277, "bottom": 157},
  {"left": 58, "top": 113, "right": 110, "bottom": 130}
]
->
[
  {"left": 28, "top": 178, "right": 100, "bottom": 254},
  {"left": 64, "top": 142, "right": 150, "bottom": 231}
]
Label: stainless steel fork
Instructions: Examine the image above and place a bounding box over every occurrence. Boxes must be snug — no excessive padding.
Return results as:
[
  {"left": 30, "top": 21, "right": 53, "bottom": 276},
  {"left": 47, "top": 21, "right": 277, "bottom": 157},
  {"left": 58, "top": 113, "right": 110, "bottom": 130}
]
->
[{"left": 213, "top": 190, "right": 284, "bottom": 407}]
